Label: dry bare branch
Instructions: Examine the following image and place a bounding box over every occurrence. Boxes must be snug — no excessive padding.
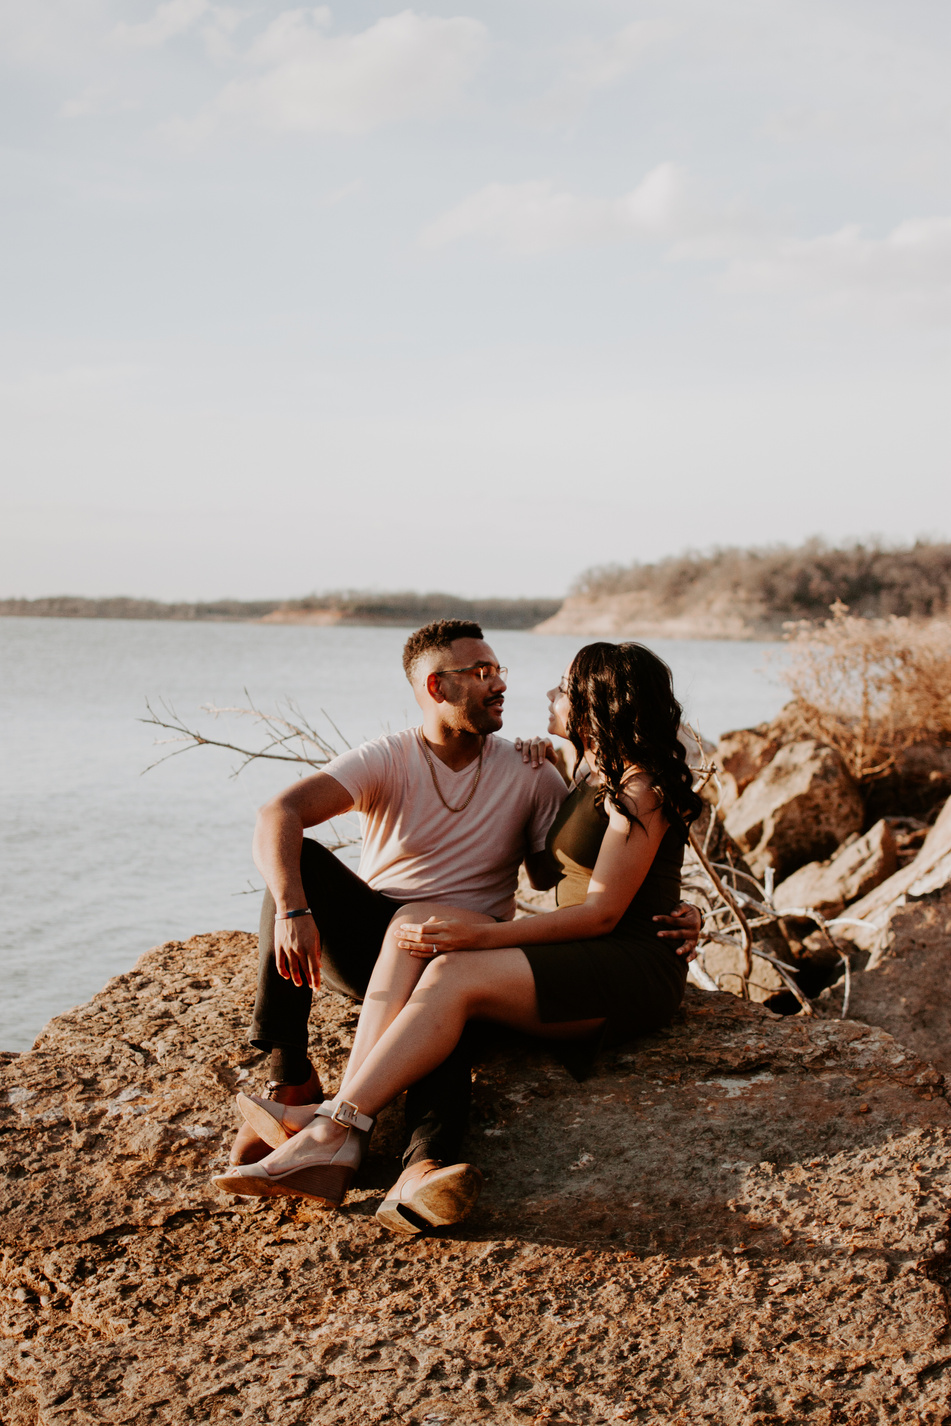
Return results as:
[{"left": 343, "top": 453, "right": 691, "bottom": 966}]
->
[
  {"left": 140, "top": 696, "right": 361, "bottom": 851},
  {"left": 688, "top": 831, "right": 754, "bottom": 993},
  {"left": 140, "top": 695, "right": 342, "bottom": 777}
]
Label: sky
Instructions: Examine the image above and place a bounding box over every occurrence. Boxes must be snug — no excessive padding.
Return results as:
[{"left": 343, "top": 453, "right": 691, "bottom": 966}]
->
[{"left": 2, "top": 0, "right": 950, "bottom": 601}]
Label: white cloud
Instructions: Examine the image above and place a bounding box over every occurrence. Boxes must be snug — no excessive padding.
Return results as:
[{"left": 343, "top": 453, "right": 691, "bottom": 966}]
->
[
  {"left": 570, "top": 19, "right": 674, "bottom": 94},
  {"left": 725, "top": 217, "right": 951, "bottom": 320},
  {"left": 0, "top": 0, "right": 109, "bottom": 69},
  {"left": 419, "top": 164, "right": 756, "bottom": 257},
  {"left": 533, "top": 18, "right": 677, "bottom": 123},
  {"left": 180, "top": 7, "right": 488, "bottom": 138},
  {"left": 420, "top": 165, "right": 951, "bottom": 324},
  {"left": 113, "top": 0, "right": 211, "bottom": 50},
  {"left": 60, "top": 84, "right": 135, "bottom": 118}
]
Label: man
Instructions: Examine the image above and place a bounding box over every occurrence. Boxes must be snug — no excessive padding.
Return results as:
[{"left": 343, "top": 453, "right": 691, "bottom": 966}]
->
[{"left": 234, "top": 618, "right": 699, "bottom": 1232}]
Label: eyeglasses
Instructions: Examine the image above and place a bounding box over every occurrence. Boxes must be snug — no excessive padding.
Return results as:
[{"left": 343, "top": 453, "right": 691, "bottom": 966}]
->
[{"left": 435, "top": 662, "right": 508, "bottom": 682}]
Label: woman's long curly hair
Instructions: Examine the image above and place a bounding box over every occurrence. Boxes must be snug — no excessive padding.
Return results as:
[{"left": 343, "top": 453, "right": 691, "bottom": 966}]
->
[{"left": 565, "top": 641, "right": 703, "bottom": 840}]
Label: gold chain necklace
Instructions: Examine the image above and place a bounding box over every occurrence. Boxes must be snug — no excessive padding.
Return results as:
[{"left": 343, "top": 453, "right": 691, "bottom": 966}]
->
[{"left": 418, "top": 730, "right": 485, "bottom": 814}]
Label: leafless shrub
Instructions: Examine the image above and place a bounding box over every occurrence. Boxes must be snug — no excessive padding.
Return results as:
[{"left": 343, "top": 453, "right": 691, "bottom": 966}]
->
[{"left": 779, "top": 603, "right": 951, "bottom": 782}]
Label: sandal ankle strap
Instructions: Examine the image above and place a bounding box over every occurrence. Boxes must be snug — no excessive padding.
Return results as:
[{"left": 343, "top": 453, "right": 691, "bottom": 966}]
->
[{"left": 316, "top": 1099, "right": 374, "bottom": 1134}]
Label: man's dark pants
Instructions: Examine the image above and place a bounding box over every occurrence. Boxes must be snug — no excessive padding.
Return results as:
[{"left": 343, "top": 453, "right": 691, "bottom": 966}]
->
[{"left": 251, "top": 838, "right": 473, "bottom": 1170}]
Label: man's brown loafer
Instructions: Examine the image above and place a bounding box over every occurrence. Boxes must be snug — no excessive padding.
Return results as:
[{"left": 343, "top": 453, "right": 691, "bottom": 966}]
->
[{"left": 376, "top": 1158, "right": 483, "bottom": 1235}]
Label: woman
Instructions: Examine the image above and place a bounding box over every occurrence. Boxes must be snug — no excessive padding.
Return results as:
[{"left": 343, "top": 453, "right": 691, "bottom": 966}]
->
[{"left": 213, "top": 641, "right": 703, "bottom": 1216}]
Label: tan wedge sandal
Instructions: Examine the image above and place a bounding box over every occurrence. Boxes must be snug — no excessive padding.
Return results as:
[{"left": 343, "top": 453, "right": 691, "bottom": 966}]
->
[
  {"left": 234, "top": 1091, "right": 323, "bottom": 1151},
  {"left": 228, "top": 1062, "right": 323, "bottom": 1165},
  {"left": 211, "top": 1100, "right": 373, "bottom": 1207}
]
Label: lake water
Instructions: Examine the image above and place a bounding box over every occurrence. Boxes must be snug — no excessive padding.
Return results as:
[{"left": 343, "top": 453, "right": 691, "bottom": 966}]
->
[{"left": 0, "top": 618, "right": 790, "bottom": 1051}]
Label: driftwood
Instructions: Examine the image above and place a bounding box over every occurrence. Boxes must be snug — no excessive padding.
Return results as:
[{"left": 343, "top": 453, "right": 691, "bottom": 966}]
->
[{"left": 682, "top": 731, "right": 858, "bottom": 1017}]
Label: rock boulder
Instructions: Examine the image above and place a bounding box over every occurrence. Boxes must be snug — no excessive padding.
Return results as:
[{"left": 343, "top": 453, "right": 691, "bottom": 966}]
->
[
  {"left": 724, "top": 739, "right": 864, "bottom": 881},
  {"left": 691, "top": 940, "right": 786, "bottom": 1003},
  {"left": 836, "top": 794, "right": 951, "bottom": 952},
  {"left": 712, "top": 704, "right": 809, "bottom": 815},
  {"left": 2, "top": 931, "right": 951, "bottom": 1424},
  {"left": 773, "top": 818, "right": 898, "bottom": 920},
  {"left": 714, "top": 725, "right": 783, "bottom": 814},
  {"left": 865, "top": 741, "right": 951, "bottom": 823},
  {"left": 820, "top": 885, "right": 951, "bottom": 1080}
]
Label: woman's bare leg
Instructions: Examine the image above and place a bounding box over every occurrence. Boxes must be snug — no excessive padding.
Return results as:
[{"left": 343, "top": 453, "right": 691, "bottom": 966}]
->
[
  {"left": 271, "top": 902, "right": 495, "bottom": 1135},
  {"left": 340, "top": 902, "right": 494, "bottom": 1093},
  {"left": 259, "top": 947, "right": 603, "bottom": 1171}
]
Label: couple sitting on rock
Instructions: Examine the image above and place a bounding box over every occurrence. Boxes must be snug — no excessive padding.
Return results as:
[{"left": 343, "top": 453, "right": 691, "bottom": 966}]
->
[{"left": 213, "top": 619, "right": 703, "bottom": 1232}]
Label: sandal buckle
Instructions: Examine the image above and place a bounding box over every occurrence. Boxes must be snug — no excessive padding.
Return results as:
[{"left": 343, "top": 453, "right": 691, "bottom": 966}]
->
[{"left": 332, "top": 1100, "right": 364, "bottom": 1130}]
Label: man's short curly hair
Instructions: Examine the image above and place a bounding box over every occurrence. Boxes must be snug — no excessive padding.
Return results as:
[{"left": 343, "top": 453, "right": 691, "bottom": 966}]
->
[{"left": 402, "top": 619, "right": 484, "bottom": 681}]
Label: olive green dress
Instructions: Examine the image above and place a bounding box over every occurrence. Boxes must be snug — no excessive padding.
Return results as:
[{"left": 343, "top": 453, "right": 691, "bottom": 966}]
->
[{"left": 521, "top": 779, "right": 688, "bottom": 1041}]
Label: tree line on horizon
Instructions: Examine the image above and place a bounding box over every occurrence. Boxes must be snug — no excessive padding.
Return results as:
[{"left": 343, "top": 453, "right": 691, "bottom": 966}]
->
[
  {"left": 0, "top": 591, "right": 561, "bottom": 629},
  {"left": 572, "top": 539, "right": 951, "bottom": 621},
  {"left": 3, "top": 541, "right": 950, "bottom": 627}
]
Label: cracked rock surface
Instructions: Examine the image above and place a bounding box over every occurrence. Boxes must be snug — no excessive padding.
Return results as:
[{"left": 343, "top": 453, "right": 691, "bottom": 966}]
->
[
  {"left": 2, "top": 930, "right": 950, "bottom": 1425},
  {"left": 820, "top": 886, "right": 951, "bottom": 1079}
]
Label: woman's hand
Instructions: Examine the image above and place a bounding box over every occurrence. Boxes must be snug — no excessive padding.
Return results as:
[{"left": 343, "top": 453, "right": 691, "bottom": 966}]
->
[
  {"left": 513, "top": 736, "right": 557, "bottom": 769},
  {"left": 397, "top": 916, "right": 485, "bottom": 957}
]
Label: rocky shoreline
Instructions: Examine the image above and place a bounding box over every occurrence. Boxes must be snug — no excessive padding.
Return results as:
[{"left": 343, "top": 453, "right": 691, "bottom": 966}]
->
[
  {"left": 2, "top": 931, "right": 950, "bottom": 1424},
  {"left": 3, "top": 713, "right": 951, "bottom": 1423}
]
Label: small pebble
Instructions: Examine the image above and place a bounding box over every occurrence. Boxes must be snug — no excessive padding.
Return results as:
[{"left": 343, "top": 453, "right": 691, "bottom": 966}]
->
[
  {"left": 14, "top": 1288, "right": 28, "bottom": 1302},
  {"left": 859, "top": 1103, "right": 869, "bottom": 1113}
]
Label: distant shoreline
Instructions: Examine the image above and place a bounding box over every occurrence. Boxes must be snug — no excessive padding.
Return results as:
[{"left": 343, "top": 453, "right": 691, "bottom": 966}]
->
[
  {"left": 0, "top": 603, "right": 790, "bottom": 640},
  {"left": 0, "top": 597, "right": 786, "bottom": 639},
  {"left": 5, "top": 582, "right": 948, "bottom": 643},
  {"left": 0, "top": 594, "right": 562, "bottom": 632}
]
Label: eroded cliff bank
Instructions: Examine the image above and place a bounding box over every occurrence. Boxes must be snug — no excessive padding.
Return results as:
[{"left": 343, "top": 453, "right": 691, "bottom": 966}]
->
[
  {"left": 2, "top": 931, "right": 950, "bottom": 1425},
  {"left": 532, "top": 593, "right": 782, "bottom": 640}
]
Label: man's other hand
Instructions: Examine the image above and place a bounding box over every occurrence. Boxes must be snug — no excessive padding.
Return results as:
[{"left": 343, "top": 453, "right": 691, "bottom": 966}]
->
[
  {"left": 653, "top": 902, "right": 702, "bottom": 962},
  {"left": 274, "top": 915, "right": 322, "bottom": 990},
  {"left": 513, "top": 736, "right": 557, "bottom": 769}
]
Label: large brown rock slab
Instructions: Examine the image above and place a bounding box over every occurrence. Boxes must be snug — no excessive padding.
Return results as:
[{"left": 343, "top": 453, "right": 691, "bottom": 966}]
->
[
  {"left": 724, "top": 739, "right": 864, "bottom": 880},
  {"left": 711, "top": 705, "right": 810, "bottom": 815},
  {"left": 838, "top": 794, "right": 951, "bottom": 952},
  {"left": 2, "top": 932, "right": 950, "bottom": 1425},
  {"left": 774, "top": 819, "right": 898, "bottom": 921},
  {"left": 820, "top": 885, "right": 951, "bottom": 1079}
]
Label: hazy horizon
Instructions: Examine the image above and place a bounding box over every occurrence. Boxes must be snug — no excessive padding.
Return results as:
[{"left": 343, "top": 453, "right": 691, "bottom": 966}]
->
[{"left": 5, "top": 532, "right": 951, "bottom": 607}]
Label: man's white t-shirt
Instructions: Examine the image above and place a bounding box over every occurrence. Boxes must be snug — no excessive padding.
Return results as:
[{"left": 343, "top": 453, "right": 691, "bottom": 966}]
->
[{"left": 321, "top": 729, "right": 567, "bottom": 921}]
